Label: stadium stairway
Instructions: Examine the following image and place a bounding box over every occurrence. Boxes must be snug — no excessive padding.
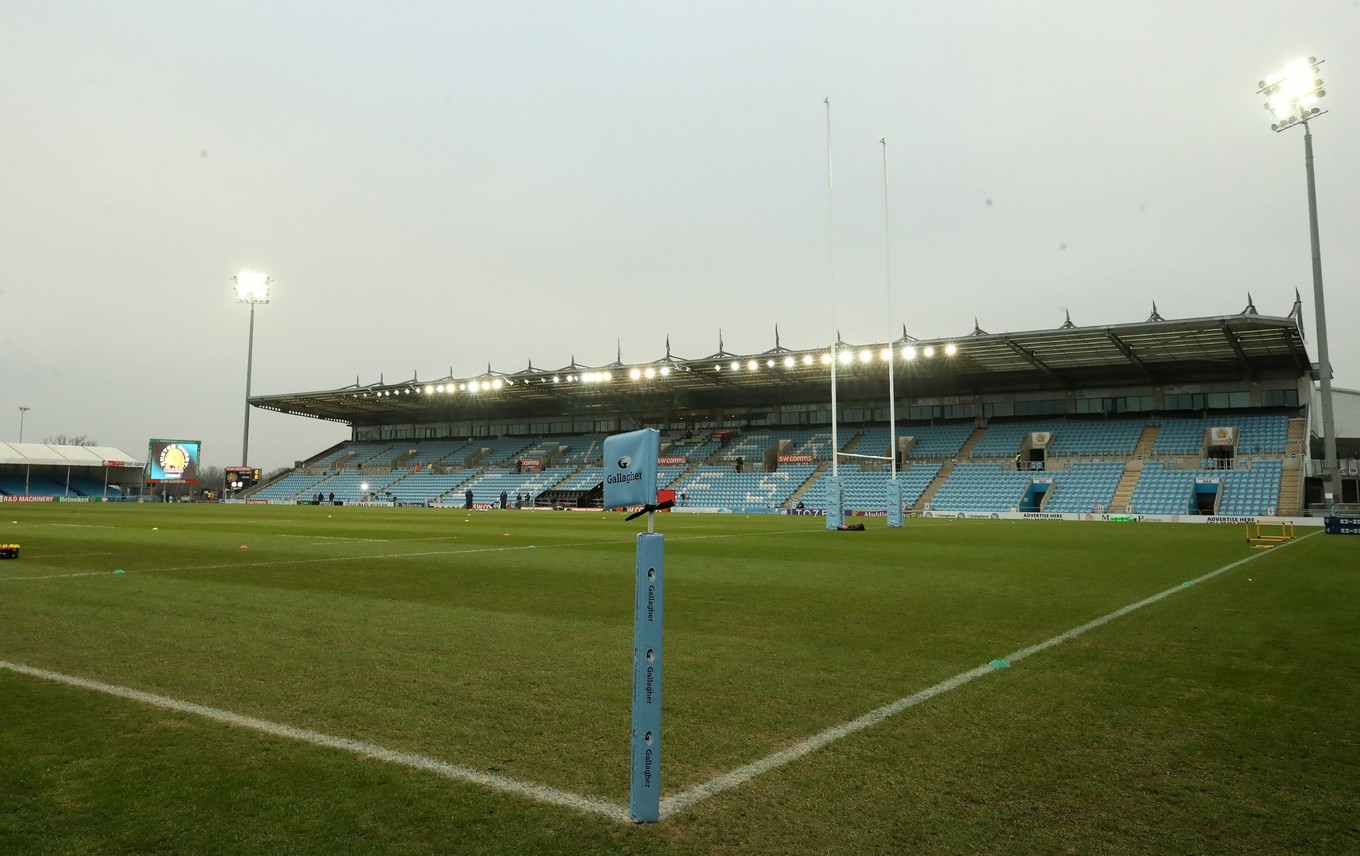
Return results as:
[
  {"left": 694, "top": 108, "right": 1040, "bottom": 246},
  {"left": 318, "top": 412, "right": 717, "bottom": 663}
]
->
[
  {"left": 785, "top": 462, "right": 829, "bottom": 508},
  {"left": 1131, "top": 423, "right": 1160, "bottom": 460},
  {"left": 1109, "top": 424, "right": 1160, "bottom": 512},
  {"left": 1278, "top": 417, "right": 1307, "bottom": 515},
  {"left": 1109, "top": 466, "right": 1141, "bottom": 514},
  {"left": 913, "top": 459, "right": 956, "bottom": 511},
  {"left": 1286, "top": 417, "right": 1307, "bottom": 456},
  {"left": 956, "top": 425, "right": 986, "bottom": 459},
  {"left": 1278, "top": 467, "right": 1302, "bottom": 515},
  {"left": 912, "top": 427, "right": 984, "bottom": 511}
]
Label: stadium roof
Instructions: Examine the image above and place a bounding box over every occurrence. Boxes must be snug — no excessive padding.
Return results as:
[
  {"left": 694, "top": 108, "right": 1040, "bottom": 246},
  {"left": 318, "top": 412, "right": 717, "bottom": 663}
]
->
[
  {"left": 0, "top": 443, "right": 143, "bottom": 469},
  {"left": 251, "top": 301, "right": 1313, "bottom": 427}
]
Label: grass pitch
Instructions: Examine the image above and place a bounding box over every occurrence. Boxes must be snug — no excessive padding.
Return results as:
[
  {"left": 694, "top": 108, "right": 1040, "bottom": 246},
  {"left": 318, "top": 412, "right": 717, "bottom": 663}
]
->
[{"left": 1, "top": 504, "right": 1356, "bottom": 854}]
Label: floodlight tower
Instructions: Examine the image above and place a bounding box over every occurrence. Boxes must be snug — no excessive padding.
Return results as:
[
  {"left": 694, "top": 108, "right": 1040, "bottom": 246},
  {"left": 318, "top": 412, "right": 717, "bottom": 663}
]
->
[
  {"left": 18, "top": 406, "right": 30, "bottom": 443},
  {"left": 234, "top": 271, "right": 271, "bottom": 468},
  {"left": 1258, "top": 57, "right": 1341, "bottom": 506}
]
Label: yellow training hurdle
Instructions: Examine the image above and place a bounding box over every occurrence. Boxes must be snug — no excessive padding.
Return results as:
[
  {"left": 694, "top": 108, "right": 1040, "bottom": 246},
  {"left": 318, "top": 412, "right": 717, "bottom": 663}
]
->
[{"left": 1245, "top": 520, "right": 1295, "bottom": 547}]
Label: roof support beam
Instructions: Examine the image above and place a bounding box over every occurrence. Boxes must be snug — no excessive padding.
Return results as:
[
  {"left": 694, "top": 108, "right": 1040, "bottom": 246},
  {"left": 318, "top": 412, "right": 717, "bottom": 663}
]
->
[
  {"left": 1104, "top": 329, "right": 1157, "bottom": 382},
  {"left": 1001, "top": 337, "right": 1067, "bottom": 387},
  {"left": 1218, "top": 321, "right": 1256, "bottom": 381}
]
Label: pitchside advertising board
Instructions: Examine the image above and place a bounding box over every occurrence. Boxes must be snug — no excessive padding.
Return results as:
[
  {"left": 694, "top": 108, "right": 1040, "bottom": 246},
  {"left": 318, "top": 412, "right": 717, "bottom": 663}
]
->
[
  {"left": 146, "top": 439, "right": 201, "bottom": 483},
  {"left": 1325, "top": 516, "right": 1360, "bottom": 535}
]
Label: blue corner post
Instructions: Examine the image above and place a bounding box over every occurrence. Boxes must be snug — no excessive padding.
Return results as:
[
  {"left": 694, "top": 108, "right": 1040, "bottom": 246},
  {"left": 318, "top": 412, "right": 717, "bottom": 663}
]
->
[
  {"left": 886, "top": 478, "right": 903, "bottom": 528},
  {"left": 602, "top": 427, "right": 665, "bottom": 823},
  {"left": 629, "top": 532, "right": 664, "bottom": 822}
]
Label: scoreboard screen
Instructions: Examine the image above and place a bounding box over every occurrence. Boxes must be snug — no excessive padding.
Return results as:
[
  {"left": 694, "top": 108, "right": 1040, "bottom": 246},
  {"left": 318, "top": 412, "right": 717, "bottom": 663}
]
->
[
  {"left": 225, "top": 466, "right": 262, "bottom": 490},
  {"left": 146, "top": 439, "right": 201, "bottom": 482}
]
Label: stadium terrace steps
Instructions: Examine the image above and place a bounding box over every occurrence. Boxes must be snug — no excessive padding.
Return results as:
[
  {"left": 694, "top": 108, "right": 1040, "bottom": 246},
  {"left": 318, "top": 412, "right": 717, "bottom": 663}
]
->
[
  {"left": 912, "top": 460, "right": 956, "bottom": 511},
  {"left": 1109, "top": 465, "right": 1142, "bottom": 514},
  {"left": 956, "top": 426, "right": 986, "bottom": 459},
  {"left": 1277, "top": 461, "right": 1303, "bottom": 515},
  {"left": 784, "top": 462, "right": 828, "bottom": 507},
  {"left": 1286, "top": 417, "right": 1307, "bottom": 454},
  {"left": 1132, "top": 424, "right": 1160, "bottom": 459}
]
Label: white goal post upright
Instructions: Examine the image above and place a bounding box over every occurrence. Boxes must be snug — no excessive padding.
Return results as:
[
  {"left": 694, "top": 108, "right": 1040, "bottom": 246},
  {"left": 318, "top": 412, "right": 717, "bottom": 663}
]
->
[
  {"left": 822, "top": 97, "right": 845, "bottom": 529},
  {"left": 881, "top": 137, "right": 903, "bottom": 528}
]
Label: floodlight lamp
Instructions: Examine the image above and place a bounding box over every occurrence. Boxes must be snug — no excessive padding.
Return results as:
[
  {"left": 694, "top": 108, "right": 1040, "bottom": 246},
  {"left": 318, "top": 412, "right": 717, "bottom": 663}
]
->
[
  {"left": 839, "top": 350, "right": 853, "bottom": 365},
  {"left": 233, "top": 271, "right": 271, "bottom": 304},
  {"left": 803, "top": 354, "right": 814, "bottom": 365},
  {"left": 644, "top": 367, "right": 656, "bottom": 379},
  {"left": 945, "top": 343, "right": 958, "bottom": 356},
  {"left": 784, "top": 356, "right": 795, "bottom": 368},
  {"left": 480, "top": 381, "right": 491, "bottom": 391},
  {"left": 492, "top": 379, "right": 503, "bottom": 390},
  {"left": 923, "top": 346, "right": 936, "bottom": 357},
  {"left": 435, "top": 384, "right": 444, "bottom": 393},
  {"left": 630, "top": 368, "right": 642, "bottom": 380},
  {"left": 361, "top": 482, "right": 369, "bottom": 492},
  {"left": 820, "top": 353, "right": 831, "bottom": 365},
  {"left": 731, "top": 361, "right": 740, "bottom": 371},
  {"left": 552, "top": 375, "right": 560, "bottom": 383},
  {"left": 659, "top": 366, "right": 670, "bottom": 376},
  {"left": 748, "top": 360, "right": 758, "bottom": 371},
  {"left": 903, "top": 346, "right": 917, "bottom": 360},
  {"left": 858, "top": 350, "right": 871, "bottom": 362},
  {"left": 880, "top": 348, "right": 892, "bottom": 361},
  {"left": 766, "top": 359, "right": 775, "bottom": 368},
  {"left": 1260, "top": 56, "right": 1326, "bottom": 128}
]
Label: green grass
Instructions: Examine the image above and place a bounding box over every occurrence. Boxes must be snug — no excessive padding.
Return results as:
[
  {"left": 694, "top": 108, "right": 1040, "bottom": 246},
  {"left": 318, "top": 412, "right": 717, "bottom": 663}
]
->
[{"left": 1, "top": 505, "right": 1356, "bottom": 854}]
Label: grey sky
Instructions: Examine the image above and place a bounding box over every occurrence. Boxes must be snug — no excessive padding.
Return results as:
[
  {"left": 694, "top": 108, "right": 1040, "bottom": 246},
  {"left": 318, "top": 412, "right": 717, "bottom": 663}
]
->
[{"left": 3, "top": 2, "right": 1357, "bottom": 473}]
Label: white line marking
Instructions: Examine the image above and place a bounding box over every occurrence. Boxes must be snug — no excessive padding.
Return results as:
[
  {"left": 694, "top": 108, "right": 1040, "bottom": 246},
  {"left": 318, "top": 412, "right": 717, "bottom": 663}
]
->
[
  {"left": 0, "top": 660, "right": 631, "bottom": 823},
  {"left": 657, "top": 532, "right": 1318, "bottom": 818},
  {"left": 1, "top": 528, "right": 1313, "bottom": 821}
]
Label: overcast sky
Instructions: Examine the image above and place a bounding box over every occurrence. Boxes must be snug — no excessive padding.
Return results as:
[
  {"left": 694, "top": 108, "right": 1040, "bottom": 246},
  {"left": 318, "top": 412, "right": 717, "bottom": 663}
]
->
[{"left": 3, "top": 2, "right": 1357, "bottom": 473}]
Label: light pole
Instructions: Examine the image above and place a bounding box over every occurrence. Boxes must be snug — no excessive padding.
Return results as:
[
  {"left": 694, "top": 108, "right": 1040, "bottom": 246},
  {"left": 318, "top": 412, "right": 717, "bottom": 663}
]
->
[
  {"left": 18, "top": 406, "right": 30, "bottom": 443},
  {"left": 234, "top": 271, "right": 271, "bottom": 468},
  {"left": 1258, "top": 57, "right": 1341, "bottom": 507}
]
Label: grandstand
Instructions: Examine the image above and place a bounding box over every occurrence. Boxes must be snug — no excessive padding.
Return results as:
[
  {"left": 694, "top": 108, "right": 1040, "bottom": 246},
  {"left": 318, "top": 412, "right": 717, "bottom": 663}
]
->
[
  {"left": 238, "top": 302, "right": 1357, "bottom": 516},
  {"left": 0, "top": 443, "right": 143, "bottom": 501}
]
